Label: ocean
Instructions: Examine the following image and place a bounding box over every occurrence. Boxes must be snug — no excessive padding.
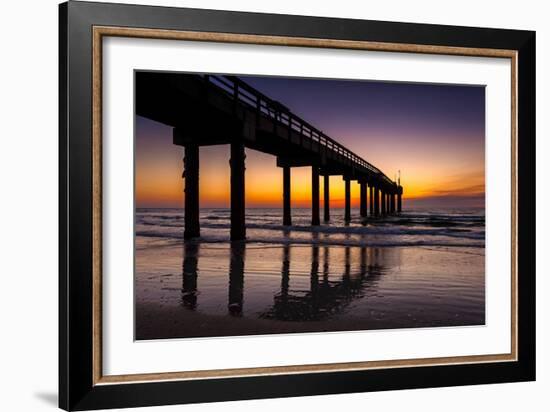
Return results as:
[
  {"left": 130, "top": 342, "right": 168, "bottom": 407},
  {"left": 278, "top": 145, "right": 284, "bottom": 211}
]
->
[{"left": 135, "top": 207, "right": 485, "bottom": 340}]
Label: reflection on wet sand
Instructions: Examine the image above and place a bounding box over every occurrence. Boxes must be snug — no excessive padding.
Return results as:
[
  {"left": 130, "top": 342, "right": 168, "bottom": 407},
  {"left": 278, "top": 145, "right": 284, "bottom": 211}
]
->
[
  {"left": 181, "top": 242, "right": 199, "bottom": 310},
  {"left": 228, "top": 241, "right": 245, "bottom": 316},
  {"left": 134, "top": 239, "right": 484, "bottom": 340},
  {"left": 135, "top": 206, "right": 485, "bottom": 340},
  {"left": 260, "top": 244, "right": 387, "bottom": 321},
  {"left": 180, "top": 240, "right": 395, "bottom": 322}
]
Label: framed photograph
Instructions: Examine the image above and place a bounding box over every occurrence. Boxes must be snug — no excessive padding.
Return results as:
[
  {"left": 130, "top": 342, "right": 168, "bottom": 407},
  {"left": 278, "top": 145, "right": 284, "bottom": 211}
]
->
[{"left": 59, "top": 1, "right": 536, "bottom": 410}]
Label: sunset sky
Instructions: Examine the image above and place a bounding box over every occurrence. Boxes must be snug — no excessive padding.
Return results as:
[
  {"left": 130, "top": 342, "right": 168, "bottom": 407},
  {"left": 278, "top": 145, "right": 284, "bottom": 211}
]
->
[{"left": 135, "top": 75, "right": 485, "bottom": 209}]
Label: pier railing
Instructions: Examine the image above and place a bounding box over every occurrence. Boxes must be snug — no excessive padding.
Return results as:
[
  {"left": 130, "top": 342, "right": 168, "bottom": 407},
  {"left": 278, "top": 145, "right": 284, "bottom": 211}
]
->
[{"left": 205, "top": 74, "right": 395, "bottom": 186}]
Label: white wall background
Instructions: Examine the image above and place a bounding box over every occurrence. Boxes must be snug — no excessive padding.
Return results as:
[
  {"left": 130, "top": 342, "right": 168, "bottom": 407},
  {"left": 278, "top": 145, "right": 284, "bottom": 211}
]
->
[{"left": 0, "top": 0, "right": 546, "bottom": 411}]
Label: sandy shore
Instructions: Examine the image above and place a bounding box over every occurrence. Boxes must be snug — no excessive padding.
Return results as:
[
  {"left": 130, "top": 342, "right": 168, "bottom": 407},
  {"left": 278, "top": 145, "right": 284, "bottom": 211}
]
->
[
  {"left": 136, "top": 301, "right": 423, "bottom": 340},
  {"left": 135, "top": 242, "right": 485, "bottom": 340}
]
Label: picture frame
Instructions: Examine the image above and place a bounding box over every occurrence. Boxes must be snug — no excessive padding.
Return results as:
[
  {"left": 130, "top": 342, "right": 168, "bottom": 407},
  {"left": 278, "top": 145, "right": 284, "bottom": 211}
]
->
[{"left": 59, "top": 1, "right": 536, "bottom": 410}]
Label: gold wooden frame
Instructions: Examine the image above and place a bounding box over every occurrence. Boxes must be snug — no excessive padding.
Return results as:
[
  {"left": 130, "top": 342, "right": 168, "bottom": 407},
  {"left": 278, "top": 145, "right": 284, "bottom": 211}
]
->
[{"left": 92, "top": 26, "right": 518, "bottom": 386}]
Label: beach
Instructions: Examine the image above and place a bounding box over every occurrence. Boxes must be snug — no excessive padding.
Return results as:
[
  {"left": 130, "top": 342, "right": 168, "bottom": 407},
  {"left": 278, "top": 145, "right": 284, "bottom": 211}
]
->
[{"left": 135, "top": 208, "right": 485, "bottom": 340}]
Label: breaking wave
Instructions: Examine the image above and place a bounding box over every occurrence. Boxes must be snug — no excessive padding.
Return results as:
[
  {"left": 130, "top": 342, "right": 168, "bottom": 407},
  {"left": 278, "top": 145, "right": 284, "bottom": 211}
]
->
[{"left": 135, "top": 208, "right": 485, "bottom": 249}]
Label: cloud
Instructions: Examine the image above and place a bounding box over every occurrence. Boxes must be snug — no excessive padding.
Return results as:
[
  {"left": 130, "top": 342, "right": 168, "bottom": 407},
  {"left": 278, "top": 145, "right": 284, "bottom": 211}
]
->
[
  {"left": 406, "top": 193, "right": 485, "bottom": 208},
  {"left": 428, "top": 184, "right": 485, "bottom": 197}
]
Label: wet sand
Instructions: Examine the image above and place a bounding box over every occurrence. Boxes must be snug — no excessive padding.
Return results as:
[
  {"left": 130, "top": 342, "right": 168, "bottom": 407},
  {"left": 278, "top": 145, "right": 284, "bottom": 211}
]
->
[{"left": 135, "top": 242, "right": 485, "bottom": 340}]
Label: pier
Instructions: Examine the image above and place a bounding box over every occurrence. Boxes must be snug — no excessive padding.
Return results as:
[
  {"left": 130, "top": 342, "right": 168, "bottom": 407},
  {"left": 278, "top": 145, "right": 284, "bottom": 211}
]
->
[{"left": 136, "top": 72, "right": 404, "bottom": 240}]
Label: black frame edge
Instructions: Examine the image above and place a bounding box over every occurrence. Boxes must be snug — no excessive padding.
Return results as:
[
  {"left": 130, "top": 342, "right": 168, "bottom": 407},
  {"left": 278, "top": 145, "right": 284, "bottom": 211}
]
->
[
  {"left": 59, "top": 2, "right": 69, "bottom": 410},
  {"left": 516, "top": 31, "right": 536, "bottom": 381}
]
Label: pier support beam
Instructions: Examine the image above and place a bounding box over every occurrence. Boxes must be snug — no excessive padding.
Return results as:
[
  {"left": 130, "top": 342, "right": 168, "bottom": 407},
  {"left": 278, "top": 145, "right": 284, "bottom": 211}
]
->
[
  {"left": 391, "top": 193, "right": 396, "bottom": 214},
  {"left": 311, "top": 166, "right": 320, "bottom": 226},
  {"left": 360, "top": 182, "right": 367, "bottom": 218},
  {"left": 283, "top": 166, "right": 291, "bottom": 226},
  {"left": 381, "top": 190, "right": 386, "bottom": 215},
  {"left": 398, "top": 193, "right": 402, "bottom": 213},
  {"left": 230, "top": 142, "right": 246, "bottom": 240},
  {"left": 374, "top": 187, "right": 380, "bottom": 216},
  {"left": 387, "top": 193, "right": 391, "bottom": 214},
  {"left": 323, "top": 174, "right": 330, "bottom": 222},
  {"left": 344, "top": 177, "right": 351, "bottom": 223},
  {"left": 369, "top": 184, "right": 374, "bottom": 216},
  {"left": 183, "top": 144, "right": 200, "bottom": 239}
]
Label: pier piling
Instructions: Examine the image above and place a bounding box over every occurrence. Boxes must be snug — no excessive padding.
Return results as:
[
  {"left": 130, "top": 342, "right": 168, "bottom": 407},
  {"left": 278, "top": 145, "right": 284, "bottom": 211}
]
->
[
  {"left": 311, "top": 166, "right": 320, "bottom": 226},
  {"left": 230, "top": 142, "right": 246, "bottom": 240},
  {"left": 283, "top": 166, "right": 291, "bottom": 226},
  {"left": 398, "top": 188, "right": 403, "bottom": 213},
  {"left": 183, "top": 144, "right": 200, "bottom": 239},
  {"left": 360, "top": 181, "right": 367, "bottom": 218},
  {"left": 324, "top": 174, "right": 330, "bottom": 222},
  {"left": 344, "top": 177, "right": 351, "bottom": 223},
  {"left": 369, "top": 184, "right": 374, "bottom": 216},
  {"left": 374, "top": 187, "right": 380, "bottom": 216}
]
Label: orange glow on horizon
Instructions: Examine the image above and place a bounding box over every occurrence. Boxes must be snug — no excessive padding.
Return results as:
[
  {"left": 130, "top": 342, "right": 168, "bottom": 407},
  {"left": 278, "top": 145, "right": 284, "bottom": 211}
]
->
[
  {"left": 135, "top": 120, "right": 484, "bottom": 209},
  {"left": 136, "top": 144, "right": 484, "bottom": 208}
]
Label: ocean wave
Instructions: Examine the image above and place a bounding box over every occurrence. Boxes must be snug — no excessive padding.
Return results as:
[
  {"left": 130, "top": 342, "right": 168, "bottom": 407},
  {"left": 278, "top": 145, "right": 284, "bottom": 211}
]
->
[
  {"left": 136, "top": 230, "right": 483, "bottom": 249},
  {"left": 204, "top": 215, "right": 224, "bottom": 220},
  {"left": 135, "top": 208, "right": 485, "bottom": 248},
  {"left": 136, "top": 221, "right": 483, "bottom": 240},
  {"left": 137, "top": 212, "right": 484, "bottom": 225}
]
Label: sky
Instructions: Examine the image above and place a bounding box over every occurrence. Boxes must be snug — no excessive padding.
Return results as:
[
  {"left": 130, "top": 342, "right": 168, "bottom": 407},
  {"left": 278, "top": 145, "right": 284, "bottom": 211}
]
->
[{"left": 135, "top": 74, "right": 485, "bottom": 209}]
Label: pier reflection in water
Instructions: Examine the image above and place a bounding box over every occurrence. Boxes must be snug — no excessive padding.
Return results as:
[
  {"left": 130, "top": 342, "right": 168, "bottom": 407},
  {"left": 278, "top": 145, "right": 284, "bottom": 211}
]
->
[
  {"left": 228, "top": 241, "right": 245, "bottom": 316},
  {"left": 181, "top": 242, "right": 199, "bottom": 310},
  {"left": 260, "top": 244, "right": 383, "bottom": 321},
  {"left": 180, "top": 240, "right": 393, "bottom": 322}
]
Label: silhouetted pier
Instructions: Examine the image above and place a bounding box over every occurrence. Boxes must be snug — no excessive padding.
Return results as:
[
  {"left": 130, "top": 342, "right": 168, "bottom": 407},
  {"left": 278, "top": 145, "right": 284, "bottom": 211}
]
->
[{"left": 136, "top": 72, "right": 403, "bottom": 240}]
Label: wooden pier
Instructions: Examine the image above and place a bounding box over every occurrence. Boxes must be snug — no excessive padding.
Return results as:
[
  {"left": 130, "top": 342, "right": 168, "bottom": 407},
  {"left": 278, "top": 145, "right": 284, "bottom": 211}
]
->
[{"left": 136, "top": 72, "right": 403, "bottom": 240}]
